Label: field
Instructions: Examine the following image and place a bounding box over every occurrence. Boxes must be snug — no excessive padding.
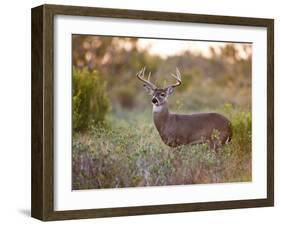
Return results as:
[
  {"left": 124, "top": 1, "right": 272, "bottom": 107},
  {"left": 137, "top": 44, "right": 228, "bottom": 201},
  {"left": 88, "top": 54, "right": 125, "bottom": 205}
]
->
[
  {"left": 72, "top": 36, "right": 252, "bottom": 190},
  {"left": 72, "top": 105, "right": 251, "bottom": 190}
]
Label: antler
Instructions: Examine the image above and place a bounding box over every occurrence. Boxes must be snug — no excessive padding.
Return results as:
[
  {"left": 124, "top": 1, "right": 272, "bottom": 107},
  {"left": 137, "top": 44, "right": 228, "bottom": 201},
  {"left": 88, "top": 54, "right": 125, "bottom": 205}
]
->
[
  {"left": 136, "top": 67, "right": 157, "bottom": 89},
  {"left": 168, "top": 67, "right": 182, "bottom": 88}
]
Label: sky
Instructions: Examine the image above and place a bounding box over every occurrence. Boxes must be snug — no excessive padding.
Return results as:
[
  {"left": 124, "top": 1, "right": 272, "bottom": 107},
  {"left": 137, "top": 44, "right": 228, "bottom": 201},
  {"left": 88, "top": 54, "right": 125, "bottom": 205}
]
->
[{"left": 137, "top": 38, "right": 249, "bottom": 59}]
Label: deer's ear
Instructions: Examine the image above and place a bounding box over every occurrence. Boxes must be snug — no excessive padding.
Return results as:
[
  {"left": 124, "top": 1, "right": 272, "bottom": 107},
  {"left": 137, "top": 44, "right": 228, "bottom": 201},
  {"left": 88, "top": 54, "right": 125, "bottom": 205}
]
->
[
  {"left": 143, "top": 84, "right": 154, "bottom": 95},
  {"left": 166, "top": 86, "right": 174, "bottom": 96}
]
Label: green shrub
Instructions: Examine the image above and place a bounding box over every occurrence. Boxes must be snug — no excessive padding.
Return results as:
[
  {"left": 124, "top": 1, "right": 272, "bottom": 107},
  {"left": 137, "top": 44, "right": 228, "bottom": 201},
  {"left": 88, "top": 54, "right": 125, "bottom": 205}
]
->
[
  {"left": 73, "top": 67, "right": 109, "bottom": 132},
  {"left": 72, "top": 109, "right": 252, "bottom": 190},
  {"left": 223, "top": 103, "right": 252, "bottom": 153}
]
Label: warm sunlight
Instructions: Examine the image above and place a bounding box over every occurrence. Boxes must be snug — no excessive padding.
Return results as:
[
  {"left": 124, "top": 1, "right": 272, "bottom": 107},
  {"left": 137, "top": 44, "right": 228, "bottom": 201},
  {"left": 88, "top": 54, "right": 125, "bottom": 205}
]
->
[{"left": 137, "top": 38, "right": 250, "bottom": 59}]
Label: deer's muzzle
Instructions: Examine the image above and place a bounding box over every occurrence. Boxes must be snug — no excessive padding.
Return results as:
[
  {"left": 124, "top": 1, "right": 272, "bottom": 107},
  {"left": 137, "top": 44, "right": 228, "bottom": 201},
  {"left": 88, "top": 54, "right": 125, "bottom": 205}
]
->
[{"left": 152, "top": 97, "right": 158, "bottom": 104}]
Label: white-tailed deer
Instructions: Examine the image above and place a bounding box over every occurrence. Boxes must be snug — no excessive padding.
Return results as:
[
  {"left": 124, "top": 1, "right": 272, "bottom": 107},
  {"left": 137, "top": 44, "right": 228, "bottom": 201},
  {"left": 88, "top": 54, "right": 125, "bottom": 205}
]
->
[{"left": 137, "top": 67, "right": 232, "bottom": 149}]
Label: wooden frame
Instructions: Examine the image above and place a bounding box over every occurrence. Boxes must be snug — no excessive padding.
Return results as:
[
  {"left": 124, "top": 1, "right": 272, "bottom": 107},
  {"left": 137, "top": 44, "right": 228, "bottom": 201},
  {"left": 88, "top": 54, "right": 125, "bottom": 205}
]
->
[{"left": 31, "top": 4, "right": 274, "bottom": 221}]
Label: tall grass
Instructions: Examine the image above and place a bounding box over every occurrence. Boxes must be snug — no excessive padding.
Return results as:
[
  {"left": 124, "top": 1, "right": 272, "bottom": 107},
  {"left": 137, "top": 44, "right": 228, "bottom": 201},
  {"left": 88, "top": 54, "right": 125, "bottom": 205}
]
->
[{"left": 72, "top": 105, "right": 251, "bottom": 190}]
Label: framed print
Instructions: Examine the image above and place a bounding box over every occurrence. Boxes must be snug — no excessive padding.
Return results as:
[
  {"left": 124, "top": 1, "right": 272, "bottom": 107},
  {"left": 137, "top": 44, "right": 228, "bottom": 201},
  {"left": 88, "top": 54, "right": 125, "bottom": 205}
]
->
[{"left": 31, "top": 4, "right": 274, "bottom": 221}]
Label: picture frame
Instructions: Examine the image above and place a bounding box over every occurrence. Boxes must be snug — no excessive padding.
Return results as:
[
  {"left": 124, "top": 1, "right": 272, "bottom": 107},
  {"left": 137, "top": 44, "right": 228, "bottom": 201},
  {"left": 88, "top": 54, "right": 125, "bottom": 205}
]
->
[{"left": 31, "top": 4, "right": 274, "bottom": 221}]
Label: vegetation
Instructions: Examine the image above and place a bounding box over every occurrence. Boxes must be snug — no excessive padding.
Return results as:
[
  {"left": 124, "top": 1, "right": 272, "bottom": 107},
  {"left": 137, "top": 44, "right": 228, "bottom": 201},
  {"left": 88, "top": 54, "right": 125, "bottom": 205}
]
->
[
  {"left": 73, "top": 68, "right": 109, "bottom": 131},
  {"left": 72, "top": 36, "right": 252, "bottom": 189},
  {"left": 72, "top": 105, "right": 251, "bottom": 189}
]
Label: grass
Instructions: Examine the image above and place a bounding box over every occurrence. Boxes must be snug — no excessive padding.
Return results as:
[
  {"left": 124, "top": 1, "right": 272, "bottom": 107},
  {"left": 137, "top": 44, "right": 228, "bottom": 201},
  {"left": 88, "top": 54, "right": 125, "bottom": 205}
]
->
[{"left": 72, "top": 105, "right": 251, "bottom": 190}]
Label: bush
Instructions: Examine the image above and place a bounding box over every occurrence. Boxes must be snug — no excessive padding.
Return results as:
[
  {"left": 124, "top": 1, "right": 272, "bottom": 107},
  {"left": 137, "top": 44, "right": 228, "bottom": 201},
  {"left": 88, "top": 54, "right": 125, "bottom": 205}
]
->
[
  {"left": 72, "top": 108, "right": 252, "bottom": 189},
  {"left": 223, "top": 103, "right": 251, "bottom": 153},
  {"left": 73, "top": 68, "right": 109, "bottom": 132}
]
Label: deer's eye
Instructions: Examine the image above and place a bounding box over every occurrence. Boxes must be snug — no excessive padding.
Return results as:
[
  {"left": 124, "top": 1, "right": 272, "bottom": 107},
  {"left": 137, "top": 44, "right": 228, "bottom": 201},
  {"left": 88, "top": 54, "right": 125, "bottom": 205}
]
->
[{"left": 160, "top": 93, "right": 166, "bottom": 97}]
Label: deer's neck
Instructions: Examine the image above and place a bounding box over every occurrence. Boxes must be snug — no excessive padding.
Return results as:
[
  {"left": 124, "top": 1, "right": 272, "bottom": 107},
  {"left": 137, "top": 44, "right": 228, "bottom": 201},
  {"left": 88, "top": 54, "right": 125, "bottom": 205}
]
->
[{"left": 153, "top": 104, "right": 169, "bottom": 132}]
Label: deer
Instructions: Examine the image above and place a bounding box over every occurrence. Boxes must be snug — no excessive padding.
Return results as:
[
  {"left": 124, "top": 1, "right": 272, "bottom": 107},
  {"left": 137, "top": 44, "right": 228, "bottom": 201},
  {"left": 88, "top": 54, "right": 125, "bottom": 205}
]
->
[{"left": 136, "top": 67, "right": 232, "bottom": 149}]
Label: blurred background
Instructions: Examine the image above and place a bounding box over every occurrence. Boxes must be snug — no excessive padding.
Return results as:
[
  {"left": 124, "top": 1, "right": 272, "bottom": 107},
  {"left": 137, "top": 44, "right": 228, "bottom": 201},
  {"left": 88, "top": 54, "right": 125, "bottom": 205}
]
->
[
  {"left": 72, "top": 35, "right": 252, "bottom": 189},
  {"left": 72, "top": 36, "right": 251, "bottom": 121}
]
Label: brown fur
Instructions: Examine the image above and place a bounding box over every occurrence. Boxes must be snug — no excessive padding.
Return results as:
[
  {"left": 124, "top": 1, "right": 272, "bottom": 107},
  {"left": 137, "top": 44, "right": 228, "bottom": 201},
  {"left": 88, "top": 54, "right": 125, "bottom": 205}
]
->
[
  {"left": 137, "top": 68, "right": 232, "bottom": 149},
  {"left": 153, "top": 103, "right": 232, "bottom": 148}
]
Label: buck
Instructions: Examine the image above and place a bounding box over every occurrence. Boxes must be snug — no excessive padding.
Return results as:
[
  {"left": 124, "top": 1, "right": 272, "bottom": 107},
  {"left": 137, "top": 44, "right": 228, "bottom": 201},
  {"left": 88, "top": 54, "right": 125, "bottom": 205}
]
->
[{"left": 137, "top": 67, "right": 232, "bottom": 149}]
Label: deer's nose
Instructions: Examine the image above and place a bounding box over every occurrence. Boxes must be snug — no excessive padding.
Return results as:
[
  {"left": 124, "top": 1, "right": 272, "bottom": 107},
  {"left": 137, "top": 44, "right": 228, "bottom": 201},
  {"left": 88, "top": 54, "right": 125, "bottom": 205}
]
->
[{"left": 152, "top": 97, "right": 158, "bottom": 104}]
